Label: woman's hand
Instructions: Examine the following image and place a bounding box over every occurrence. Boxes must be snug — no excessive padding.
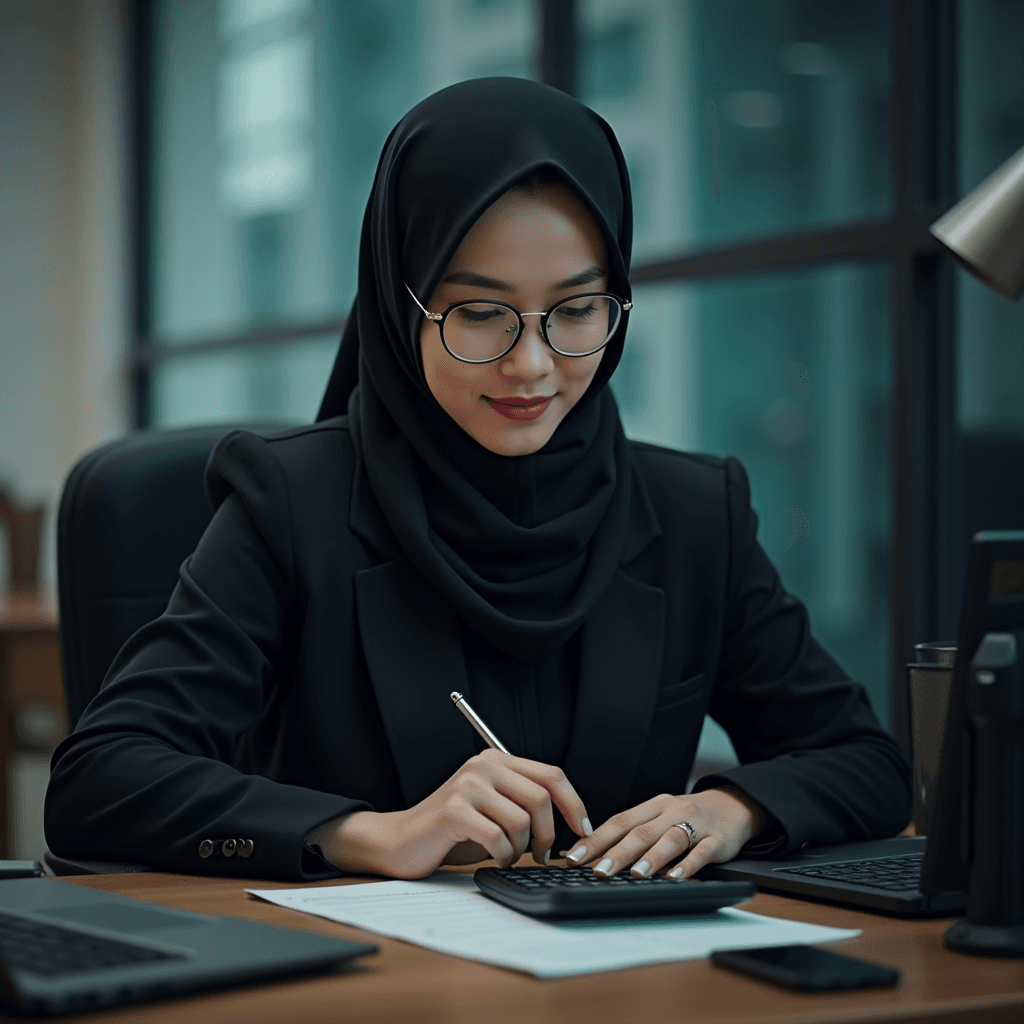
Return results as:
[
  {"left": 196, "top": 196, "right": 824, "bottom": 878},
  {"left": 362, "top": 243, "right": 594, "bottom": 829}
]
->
[
  {"left": 562, "top": 786, "right": 765, "bottom": 880},
  {"left": 319, "top": 749, "right": 592, "bottom": 880}
]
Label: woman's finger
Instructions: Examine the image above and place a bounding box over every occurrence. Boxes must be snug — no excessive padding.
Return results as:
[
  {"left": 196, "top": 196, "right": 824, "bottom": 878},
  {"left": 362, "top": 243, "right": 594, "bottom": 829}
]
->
[
  {"left": 442, "top": 796, "right": 517, "bottom": 867},
  {"left": 563, "top": 801, "right": 665, "bottom": 872},
  {"left": 629, "top": 821, "right": 699, "bottom": 878},
  {"left": 470, "top": 787, "right": 534, "bottom": 863},
  {"left": 668, "top": 835, "right": 721, "bottom": 879},
  {"left": 489, "top": 770, "right": 556, "bottom": 864},
  {"left": 482, "top": 751, "right": 591, "bottom": 838},
  {"left": 590, "top": 813, "right": 691, "bottom": 877}
]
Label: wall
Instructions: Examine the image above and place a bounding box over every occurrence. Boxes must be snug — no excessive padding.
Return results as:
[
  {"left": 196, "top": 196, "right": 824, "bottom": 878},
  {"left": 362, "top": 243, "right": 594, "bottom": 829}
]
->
[
  {"left": 0, "top": 0, "right": 130, "bottom": 602},
  {"left": 0, "top": 0, "right": 129, "bottom": 861}
]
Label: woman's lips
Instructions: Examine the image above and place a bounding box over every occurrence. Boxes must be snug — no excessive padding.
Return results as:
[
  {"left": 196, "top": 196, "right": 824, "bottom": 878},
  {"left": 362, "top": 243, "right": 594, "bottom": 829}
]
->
[{"left": 485, "top": 395, "right": 554, "bottom": 422}]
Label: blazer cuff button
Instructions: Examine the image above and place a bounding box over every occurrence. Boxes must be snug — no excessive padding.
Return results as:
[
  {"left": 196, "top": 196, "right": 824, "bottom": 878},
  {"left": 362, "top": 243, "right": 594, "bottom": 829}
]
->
[
  {"left": 239, "top": 839, "right": 254, "bottom": 858},
  {"left": 198, "top": 839, "right": 214, "bottom": 859},
  {"left": 222, "top": 838, "right": 237, "bottom": 857}
]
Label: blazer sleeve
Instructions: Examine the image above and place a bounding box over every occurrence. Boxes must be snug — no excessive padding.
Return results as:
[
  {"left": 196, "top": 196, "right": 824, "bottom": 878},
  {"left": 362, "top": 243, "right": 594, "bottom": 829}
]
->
[
  {"left": 45, "top": 431, "right": 369, "bottom": 880},
  {"left": 691, "top": 457, "right": 912, "bottom": 856}
]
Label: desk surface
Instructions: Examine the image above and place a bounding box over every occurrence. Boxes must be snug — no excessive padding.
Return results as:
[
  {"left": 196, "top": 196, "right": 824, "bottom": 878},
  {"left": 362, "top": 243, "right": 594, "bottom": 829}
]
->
[{"left": 34, "top": 866, "right": 1022, "bottom": 1024}]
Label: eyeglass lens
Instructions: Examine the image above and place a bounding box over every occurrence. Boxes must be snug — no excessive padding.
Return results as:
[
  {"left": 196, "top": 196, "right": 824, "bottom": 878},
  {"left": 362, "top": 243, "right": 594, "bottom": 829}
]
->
[{"left": 443, "top": 296, "right": 622, "bottom": 362}]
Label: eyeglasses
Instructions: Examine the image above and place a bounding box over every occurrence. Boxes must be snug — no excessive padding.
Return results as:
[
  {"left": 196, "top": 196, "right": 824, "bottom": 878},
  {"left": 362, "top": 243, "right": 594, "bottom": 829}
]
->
[{"left": 405, "top": 283, "right": 632, "bottom": 364}]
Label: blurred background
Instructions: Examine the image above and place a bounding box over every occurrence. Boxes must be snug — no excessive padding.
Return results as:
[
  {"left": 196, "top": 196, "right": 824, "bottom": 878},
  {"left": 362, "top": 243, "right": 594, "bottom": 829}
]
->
[{"left": 1, "top": 0, "right": 1022, "bottom": 862}]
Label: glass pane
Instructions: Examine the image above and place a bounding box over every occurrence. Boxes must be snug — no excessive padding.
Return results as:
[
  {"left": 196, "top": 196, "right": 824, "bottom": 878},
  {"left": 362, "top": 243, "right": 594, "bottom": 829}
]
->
[
  {"left": 578, "top": 0, "right": 892, "bottom": 261},
  {"left": 150, "top": 0, "right": 535, "bottom": 345},
  {"left": 957, "top": 0, "right": 1024, "bottom": 556},
  {"left": 614, "top": 263, "right": 893, "bottom": 725},
  {"left": 957, "top": 0, "right": 1024, "bottom": 440},
  {"left": 150, "top": 334, "right": 339, "bottom": 428}
]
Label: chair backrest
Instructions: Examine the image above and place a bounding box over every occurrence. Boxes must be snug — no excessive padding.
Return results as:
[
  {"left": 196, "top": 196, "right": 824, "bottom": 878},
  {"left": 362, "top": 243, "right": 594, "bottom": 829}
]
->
[{"left": 57, "top": 424, "right": 289, "bottom": 730}]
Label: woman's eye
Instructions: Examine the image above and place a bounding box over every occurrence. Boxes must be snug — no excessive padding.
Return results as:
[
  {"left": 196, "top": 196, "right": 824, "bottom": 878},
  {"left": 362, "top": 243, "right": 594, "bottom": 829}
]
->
[
  {"left": 454, "top": 305, "right": 507, "bottom": 325},
  {"left": 555, "top": 303, "right": 597, "bottom": 321}
]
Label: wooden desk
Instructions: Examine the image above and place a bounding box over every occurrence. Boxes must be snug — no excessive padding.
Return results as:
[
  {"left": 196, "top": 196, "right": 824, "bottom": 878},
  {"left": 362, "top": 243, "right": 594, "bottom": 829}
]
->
[
  {"left": 36, "top": 867, "right": 1023, "bottom": 1024},
  {"left": 0, "top": 596, "right": 65, "bottom": 858}
]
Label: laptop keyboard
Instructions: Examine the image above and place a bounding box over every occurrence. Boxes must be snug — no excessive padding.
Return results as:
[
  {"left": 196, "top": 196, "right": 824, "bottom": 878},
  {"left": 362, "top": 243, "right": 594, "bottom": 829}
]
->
[
  {"left": 0, "top": 910, "right": 187, "bottom": 977},
  {"left": 776, "top": 853, "right": 924, "bottom": 892}
]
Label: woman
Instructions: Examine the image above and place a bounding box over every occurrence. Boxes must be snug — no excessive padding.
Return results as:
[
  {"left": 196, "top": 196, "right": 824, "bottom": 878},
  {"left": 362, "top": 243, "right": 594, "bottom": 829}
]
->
[{"left": 45, "top": 78, "right": 910, "bottom": 882}]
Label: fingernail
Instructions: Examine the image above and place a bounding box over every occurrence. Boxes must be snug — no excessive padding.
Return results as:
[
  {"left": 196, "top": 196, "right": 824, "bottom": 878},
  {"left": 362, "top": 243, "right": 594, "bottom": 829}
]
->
[
  {"left": 668, "top": 866, "right": 684, "bottom": 879},
  {"left": 594, "top": 858, "right": 614, "bottom": 876},
  {"left": 567, "top": 847, "right": 587, "bottom": 864},
  {"left": 582, "top": 817, "right": 594, "bottom": 836},
  {"left": 632, "top": 860, "right": 650, "bottom": 877},
  {"left": 543, "top": 848, "right": 551, "bottom": 865}
]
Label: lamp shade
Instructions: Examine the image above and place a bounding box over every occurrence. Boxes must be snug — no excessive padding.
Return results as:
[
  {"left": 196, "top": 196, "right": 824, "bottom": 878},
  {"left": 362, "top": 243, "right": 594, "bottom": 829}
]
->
[{"left": 929, "top": 143, "right": 1024, "bottom": 301}]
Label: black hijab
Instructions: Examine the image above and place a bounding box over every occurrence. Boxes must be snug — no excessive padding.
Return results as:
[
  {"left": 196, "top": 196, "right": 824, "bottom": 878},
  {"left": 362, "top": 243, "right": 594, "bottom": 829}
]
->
[{"left": 318, "top": 77, "right": 641, "bottom": 659}]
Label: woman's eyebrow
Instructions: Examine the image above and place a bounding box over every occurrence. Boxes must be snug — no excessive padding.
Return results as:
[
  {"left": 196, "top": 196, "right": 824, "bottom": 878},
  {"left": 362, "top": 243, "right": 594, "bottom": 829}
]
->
[
  {"left": 442, "top": 270, "right": 513, "bottom": 291},
  {"left": 554, "top": 265, "right": 605, "bottom": 289},
  {"left": 441, "top": 265, "right": 607, "bottom": 291}
]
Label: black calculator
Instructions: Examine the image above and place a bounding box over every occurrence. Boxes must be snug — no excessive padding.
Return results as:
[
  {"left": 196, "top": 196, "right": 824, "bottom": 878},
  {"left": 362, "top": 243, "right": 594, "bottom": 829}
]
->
[{"left": 473, "top": 866, "right": 755, "bottom": 919}]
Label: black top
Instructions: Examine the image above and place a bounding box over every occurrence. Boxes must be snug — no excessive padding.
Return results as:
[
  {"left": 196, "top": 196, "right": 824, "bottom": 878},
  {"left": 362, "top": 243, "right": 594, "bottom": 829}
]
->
[
  {"left": 460, "top": 625, "right": 580, "bottom": 769},
  {"left": 44, "top": 422, "right": 911, "bottom": 880}
]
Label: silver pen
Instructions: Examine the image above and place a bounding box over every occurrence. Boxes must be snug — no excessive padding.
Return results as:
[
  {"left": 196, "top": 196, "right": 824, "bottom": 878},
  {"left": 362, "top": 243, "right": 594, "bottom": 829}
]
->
[{"left": 450, "top": 691, "right": 511, "bottom": 755}]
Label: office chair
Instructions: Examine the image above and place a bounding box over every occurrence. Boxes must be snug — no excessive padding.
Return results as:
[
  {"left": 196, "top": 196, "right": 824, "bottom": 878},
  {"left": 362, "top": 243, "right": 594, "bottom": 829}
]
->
[{"left": 47, "top": 423, "right": 289, "bottom": 875}]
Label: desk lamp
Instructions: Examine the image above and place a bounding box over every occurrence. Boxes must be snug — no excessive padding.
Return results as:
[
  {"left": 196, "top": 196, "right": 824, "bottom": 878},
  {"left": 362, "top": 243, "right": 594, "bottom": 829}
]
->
[
  {"left": 929, "top": 145, "right": 1024, "bottom": 958},
  {"left": 929, "top": 143, "right": 1024, "bottom": 301}
]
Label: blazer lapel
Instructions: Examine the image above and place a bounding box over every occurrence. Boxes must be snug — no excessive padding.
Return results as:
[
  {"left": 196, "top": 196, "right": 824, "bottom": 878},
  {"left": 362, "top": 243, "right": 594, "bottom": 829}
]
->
[
  {"left": 563, "top": 569, "right": 666, "bottom": 827},
  {"left": 355, "top": 557, "right": 476, "bottom": 807}
]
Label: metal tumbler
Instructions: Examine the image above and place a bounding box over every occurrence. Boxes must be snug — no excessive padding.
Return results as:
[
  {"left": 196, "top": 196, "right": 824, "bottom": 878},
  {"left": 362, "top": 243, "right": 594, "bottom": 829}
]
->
[{"left": 907, "top": 641, "right": 956, "bottom": 836}]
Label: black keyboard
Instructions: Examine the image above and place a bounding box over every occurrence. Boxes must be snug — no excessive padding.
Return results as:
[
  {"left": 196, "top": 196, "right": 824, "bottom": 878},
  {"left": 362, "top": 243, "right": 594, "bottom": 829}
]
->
[
  {"left": 776, "top": 853, "right": 924, "bottom": 892},
  {"left": 473, "top": 866, "right": 755, "bottom": 919},
  {"left": 0, "top": 910, "right": 186, "bottom": 978}
]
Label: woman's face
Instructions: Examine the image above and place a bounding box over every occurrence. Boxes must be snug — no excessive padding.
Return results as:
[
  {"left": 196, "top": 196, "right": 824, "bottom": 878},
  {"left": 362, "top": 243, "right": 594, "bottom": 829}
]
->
[{"left": 418, "top": 186, "right": 609, "bottom": 457}]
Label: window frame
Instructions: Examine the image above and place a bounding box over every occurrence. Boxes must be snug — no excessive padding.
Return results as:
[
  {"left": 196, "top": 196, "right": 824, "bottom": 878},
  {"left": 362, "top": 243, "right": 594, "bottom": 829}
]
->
[{"left": 128, "top": 0, "right": 961, "bottom": 754}]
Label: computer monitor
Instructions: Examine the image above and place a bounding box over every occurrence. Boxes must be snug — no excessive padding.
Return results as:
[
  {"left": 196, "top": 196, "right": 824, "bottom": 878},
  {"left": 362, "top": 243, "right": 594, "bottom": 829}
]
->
[{"left": 919, "top": 530, "right": 1024, "bottom": 897}]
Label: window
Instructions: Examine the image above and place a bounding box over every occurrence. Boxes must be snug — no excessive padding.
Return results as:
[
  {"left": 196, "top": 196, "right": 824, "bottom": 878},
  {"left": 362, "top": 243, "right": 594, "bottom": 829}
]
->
[
  {"left": 958, "top": 0, "right": 1024, "bottom": 439},
  {"left": 579, "top": 0, "right": 891, "bottom": 261},
  {"left": 954, "top": 0, "right": 1024, "bottom": 640},
  {"left": 617, "top": 265, "right": 891, "bottom": 723},
  {"left": 584, "top": 0, "right": 895, "bottom": 733},
  {"left": 143, "top": 0, "right": 535, "bottom": 425},
  {"left": 134, "top": 0, "right": 1002, "bottom": 754}
]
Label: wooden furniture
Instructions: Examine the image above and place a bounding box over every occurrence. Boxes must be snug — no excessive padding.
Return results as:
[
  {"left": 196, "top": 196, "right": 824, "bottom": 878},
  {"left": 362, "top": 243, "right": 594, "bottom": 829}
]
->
[
  {"left": 52, "top": 864, "right": 1023, "bottom": 1024},
  {"left": 0, "top": 594, "right": 65, "bottom": 859}
]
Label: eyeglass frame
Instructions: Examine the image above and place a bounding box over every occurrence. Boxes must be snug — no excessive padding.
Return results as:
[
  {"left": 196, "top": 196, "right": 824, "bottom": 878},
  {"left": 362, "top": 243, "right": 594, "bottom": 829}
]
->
[{"left": 405, "top": 282, "right": 632, "bottom": 364}]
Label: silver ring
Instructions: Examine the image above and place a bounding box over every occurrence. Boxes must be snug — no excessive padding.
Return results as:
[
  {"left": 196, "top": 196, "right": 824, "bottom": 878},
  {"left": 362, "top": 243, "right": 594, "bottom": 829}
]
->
[{"left": 673, "top": 821, "right": 698, "bottom": 850}]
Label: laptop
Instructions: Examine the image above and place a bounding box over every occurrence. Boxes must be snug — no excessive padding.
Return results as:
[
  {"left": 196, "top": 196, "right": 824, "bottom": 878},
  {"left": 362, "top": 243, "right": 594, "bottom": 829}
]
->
[
  {"left": 704, "top": 531, "right": 1024, "bottom": 918},
  {"left": 0, "top": 877, "right": 377, "bottom": 1016},
  {"left": 702, "top": 835, "right": 949, "bottom": 916}
]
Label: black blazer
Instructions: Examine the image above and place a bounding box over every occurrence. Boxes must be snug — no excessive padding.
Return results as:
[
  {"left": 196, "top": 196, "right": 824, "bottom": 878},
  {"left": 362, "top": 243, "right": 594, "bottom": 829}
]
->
[{"left": 45, "top": 419, "right": 910, "bottom": 880}]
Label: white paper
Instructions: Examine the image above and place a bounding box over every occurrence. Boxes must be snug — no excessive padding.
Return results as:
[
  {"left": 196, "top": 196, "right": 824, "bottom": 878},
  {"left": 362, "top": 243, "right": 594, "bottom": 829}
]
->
[{"left": 248, "top": 874, "right": 860, "bottom": 978}]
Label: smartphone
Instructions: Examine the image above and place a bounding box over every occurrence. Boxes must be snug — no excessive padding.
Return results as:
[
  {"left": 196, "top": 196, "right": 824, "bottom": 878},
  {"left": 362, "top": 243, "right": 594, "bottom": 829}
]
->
[
  {"left": 0, "top": 861, "right": 45, "bottom": 880},
  {"left": 711, "top": 945, "right": 899, "bottom": 992}
]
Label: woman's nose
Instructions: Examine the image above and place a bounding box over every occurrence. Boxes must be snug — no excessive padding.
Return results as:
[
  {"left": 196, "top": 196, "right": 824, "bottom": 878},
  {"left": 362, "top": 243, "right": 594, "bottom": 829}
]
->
[{"left": 502, "top": 318, "right": 553, "bottom": 378}]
